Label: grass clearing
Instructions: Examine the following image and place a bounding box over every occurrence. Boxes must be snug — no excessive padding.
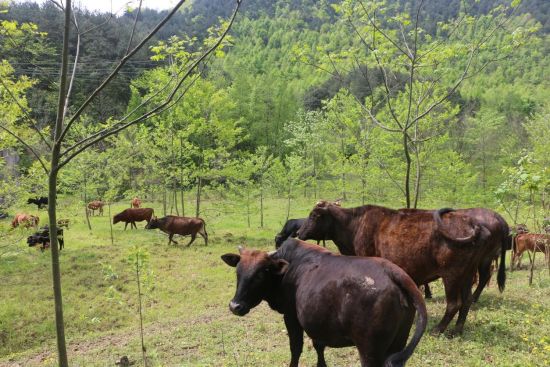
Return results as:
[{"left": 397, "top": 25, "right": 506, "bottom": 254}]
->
[{"left": 0, "top": 196, "right": 549, "bottom": 366}]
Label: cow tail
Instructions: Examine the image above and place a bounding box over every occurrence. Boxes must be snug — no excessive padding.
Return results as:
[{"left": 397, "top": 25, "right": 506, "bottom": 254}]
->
[
  {"left": 384, "top": 270, "right": 428, "bottom": 367},
  {"left": 497, "top": 216, "right": 510, "bottom": 293}
]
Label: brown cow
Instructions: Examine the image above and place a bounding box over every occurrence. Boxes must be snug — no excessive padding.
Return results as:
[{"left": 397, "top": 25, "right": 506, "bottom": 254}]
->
[
  {"left": 131, "top": 197, "right": 142, "bottom": 208},
  {"left": 511, "top": 233, "right": 550, "bottom": 270},
  {"left": 298, "top": 202, "right": 509, "bottom": 335},
  {"left": 145, "top": 215, "right": 208, "bottom": 246},
  {"left": 113, "top": 208, "right": 154, "bottom": 230},
  {"left": 11, "top": 214, "right": 39, "bottom": 228},
  {"left": 87, "top": 200, "right": 104, "bottom": 216},
  {"left": 222, "top": 240, "right": 427, "bottom": 367}
]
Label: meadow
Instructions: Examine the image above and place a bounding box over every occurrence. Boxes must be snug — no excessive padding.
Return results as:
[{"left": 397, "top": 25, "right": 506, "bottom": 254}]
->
[{"left": 0, "top": 196, "right": 549, "bottom": 367}]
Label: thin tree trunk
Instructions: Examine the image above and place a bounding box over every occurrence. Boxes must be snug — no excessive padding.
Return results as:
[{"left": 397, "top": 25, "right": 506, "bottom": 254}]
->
[
  {"left": 246, "top": 187, "right": 250, "bottom": 228},
  {"left": 413, "top": 145, "right": 421, "bottom": 209},
  {"left": 403, "top": 133, "right": 412, "bottom": 208},
  {"left": 180, "top": 136, "right": 185, "bottom": 216},
  {"left": 136, "top": 254, "right": 147, "bottom": 367},
  {"left": 162, "top": 187, "right": 167, "bottom": 216},
  {"left": 173, "top": 186, "right": 179, "bottom": 216},
  {"left": 181, "top": 190, "right": 185, "bottom": 217},
  {"left": 196, "top": 177, "right": 202, "bottom": 218},
  {"left": 260, "top": 183, "right": 264, "bottom": 228},
  {"left": 108, "top": 203, "right": 114, "bottom": 246},
  {"left": 286, "top": 182, "right": 291, "bottom": 222},
  {"left": 84, "top": 175, "right": 91, "bottom": 230}
]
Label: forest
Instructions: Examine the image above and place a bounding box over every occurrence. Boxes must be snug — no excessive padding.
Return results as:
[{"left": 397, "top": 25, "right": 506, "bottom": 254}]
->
[{"left": 0, "top": 0, "right": 549, "bottom": 366}]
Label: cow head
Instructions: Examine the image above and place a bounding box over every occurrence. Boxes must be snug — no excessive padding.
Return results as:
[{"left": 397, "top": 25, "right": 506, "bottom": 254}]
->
[
  {"left": 27, "top": 198, "right": 35, "bottom": 204},
  {"left": 274, "top": 234, "right": 285, "bottom": 248},
  {"left": 145, "top": 216, "right": 159, "bottom": 230},
  {"left": 514, "top": 224, "right": 529, "bottom": 235},
  {"left": 297, "top": 201, "right": 334, "bottom": 242},
  {"left": 222, "top": 246, "right": 288, "bottom": 316}
]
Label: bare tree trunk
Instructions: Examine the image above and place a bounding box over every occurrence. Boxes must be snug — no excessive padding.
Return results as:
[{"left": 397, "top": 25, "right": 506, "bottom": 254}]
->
[
  {"left": 286, "top": 182, "right": 291, "bottom": 222},
  {"left": 403, "top": 133, "right": 412, "bottom": 208},
  {"left": 413, "top": 146, "right": 421, "bottom": 209},
  {"left": 260, "top": 183, "right": 264, "bottom": 228},
  {"left": 162, "top": 187, "right": 167, "bottom": 216},
  {"left": 180, "top": 136, "right": 185, "bottom": 216},
  {"left": 83, "top": 175, "right": 91, "bottom": 230},
  {"left": 173, "top": 186, "right": 179, "bottom": 216},
  {"left": 246, "top": 187, "right": 251, "bottom": 228},
  {"left": 196, "top": 176, "right": 202, "bottom": 218},
  {"left": 108, "top": 203, "right": 114, "bottom": 246}
]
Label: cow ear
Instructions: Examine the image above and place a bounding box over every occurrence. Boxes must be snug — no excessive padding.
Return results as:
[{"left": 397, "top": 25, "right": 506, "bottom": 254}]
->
[
  {"left": 221, "top": 254, "right": 240, "bottom": 267},
  {"left": 273, "top": 259, "right": 289, "bottom": 275}
]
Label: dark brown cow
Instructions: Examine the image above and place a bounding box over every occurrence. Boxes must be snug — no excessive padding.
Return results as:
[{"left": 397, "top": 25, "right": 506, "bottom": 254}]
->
[
  {"left": 113, "top": 208, "right": 154, "bottom": 230},
  {"left": 511, "top": 233, "right": 550, "bottom": 270},
  {"left": 298, "top": 202, "right": 509, "bottom": 335},
  {"left": 131, "top": 197, "right": 142, "bottom": 208},
  {"left": 222, "top": 240, "right": 427, "bottom": 367},
  {"left": 87, "top": 200, "right": 104, "bottom": 216},
  {"left": 145, "top": 215, "right": 208, "bottom": 246},
  {"left": 11, "top": 213, "right": 39, "bottom": 228}
]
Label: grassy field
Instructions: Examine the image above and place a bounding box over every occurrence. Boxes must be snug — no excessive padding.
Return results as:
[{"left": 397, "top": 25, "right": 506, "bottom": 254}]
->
[{"left": 0, "top": 196, "right": 549, "bottom": 367}]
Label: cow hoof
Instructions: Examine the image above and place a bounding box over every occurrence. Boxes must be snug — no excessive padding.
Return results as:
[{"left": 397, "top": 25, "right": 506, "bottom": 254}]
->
[{"left": 430, "top": 327, "right": 443, "bottom": 336}]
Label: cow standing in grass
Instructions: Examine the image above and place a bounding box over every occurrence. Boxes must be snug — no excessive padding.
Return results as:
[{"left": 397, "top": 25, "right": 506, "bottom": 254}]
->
[
  {"left": 222, "top": 239, "right": 427, "bottom": 367},
  {"left": 146, "top": 215, "right": 208, "bottom": 246},
  {"left": 298, "top": 201, "right": 510, "bottom": 336},
  {"left": 11, "top": 213, "right": 39, "bottom": 228},
  {"left": 512, "top": 233, "right": 550, "bottom": 270},
  {"left": 88, "top": 200, "right": 105, "bottom": 216},
  {"left": 275, "top": 218, "right": 326, "bottom": 248},
  {"left": 113, "top": 208, "right": 154, "bottom": 230},
  {"left": 131, "top": 197, "right": 142, "bottom": 208},
  {"left": 27, "top": 197, "right": 48, "bottom": 209}
]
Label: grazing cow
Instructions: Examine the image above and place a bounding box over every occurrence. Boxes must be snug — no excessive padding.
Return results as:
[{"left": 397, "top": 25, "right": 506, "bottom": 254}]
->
[
  {"left": 275, "top": 218, "right": 325, "bottom": 248},
  {"left": 131, "top": 197, "right": 142, "bottom": 208},
  {"left": 27, "top": 226, "right": 64, "bottom": 251},
  {"left": 222, "top": 239, "right": 427, "bottom": 367},
  {"left": 87, "top": 200, "right": 105, "bottom": 216},
  {"left": 298, "top": 202, "right": 509, "bottom": 335},
  {"left": 57, "top": 219, "right": 70, "bottom": 229},
  {"left": 113, "top": 208, "right": 154, "bottom": 230},
  {"left": 511, "top": 233, "right": 550, "bottom": 270},
  {"left": 27, "top": 196, "right": 48, "bottom": 209},
  {"left": 145, "top": 215, "right": 208, "bottom": 246},
  {"left": 11, "top": 213, "right": 39, "bottom": 228}
]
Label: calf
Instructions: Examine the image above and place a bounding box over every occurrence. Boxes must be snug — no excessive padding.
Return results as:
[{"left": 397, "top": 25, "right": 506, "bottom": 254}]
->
[
  {"left": 113, "top": 208, "right": 154, "bottom": 230},
  {"left": 511, "top": 233, "right": 549, "bottom": 270},
  {"left": 11, "top": 213, "right": 39, "bottom": 228},
  {"left": 27, "top": 226, "right": 64, "bottom": 251},
  {"left": 275, "top": 218, "right": 325, "bottom": 248},
  {"left": 87, "top": 200, "right": 105, "bottom": 216},
  {"left": 131, "top": 197, "right": 142, "bottom": 208},
  {"left": 145, "top": 215, "right": 207, "bottom": 246},
  {"left": 27, "top": 196, "right": 48, "bottom": 209},
  {"left": 222, "top": 239, "right": 427, "bottom": 367}
]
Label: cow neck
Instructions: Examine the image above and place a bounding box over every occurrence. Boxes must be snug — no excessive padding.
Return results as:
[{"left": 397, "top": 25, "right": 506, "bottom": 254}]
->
[{"left": 327, "top": 205, "right": 368, "bottom": 256}]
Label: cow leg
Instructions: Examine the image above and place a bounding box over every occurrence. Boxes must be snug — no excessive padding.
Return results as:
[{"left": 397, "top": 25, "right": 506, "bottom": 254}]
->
[
  {"left": 199, "top": 231, "right": 208, "bottom": 246},
  {"left": 132, "top": 222, "right": 137, "bottom": 229},
  {"left": 168, "top": 234, "right": 178, "bottom": 245},
  {"left": 472, "top": 261, "right": 493, "bottom": 303},
  {"left": 423, "top": 283, "right": 433, "bottom": 299},
  {"left": 357, "top": 344, "right": 384, "bottom": 367},
  {"left": 452, "top": 281, "right": 474, "bottom": 336},
  {"left": 431, "top": 277, "right": 463, "bottom": 335},
  {"left": 322, "top": 239, "right": 326, "bottom": 247},
  {"left": 283, "top": 314, "right": 303, "bottom": 367},
  {"left": 124, "top": 222, "right": 128, "bottom": 230},
  {"left": 312, "top": 341, "right": 327, "bottom": 367},
  {"left": 186, "top": 234, "right": 197, "bottom": 247}
]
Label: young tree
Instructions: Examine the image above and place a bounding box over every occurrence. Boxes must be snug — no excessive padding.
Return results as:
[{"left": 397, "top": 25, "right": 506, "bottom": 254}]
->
[
  {"left": 295, "top": 0, "right": 536, "bottom": 207},
  {"left": 0, "top": 1, "right": 242, "bottom": 365}
]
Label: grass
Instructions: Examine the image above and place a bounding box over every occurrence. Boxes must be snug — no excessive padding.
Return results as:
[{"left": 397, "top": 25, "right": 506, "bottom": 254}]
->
[{"left": 0, "top": 195, "right": 549, "bottom": 367}]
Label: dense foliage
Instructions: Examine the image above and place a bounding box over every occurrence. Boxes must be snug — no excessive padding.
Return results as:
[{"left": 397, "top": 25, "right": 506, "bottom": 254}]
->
[{"left": 1, "top": 0, "right": 548, "bottom": 216}]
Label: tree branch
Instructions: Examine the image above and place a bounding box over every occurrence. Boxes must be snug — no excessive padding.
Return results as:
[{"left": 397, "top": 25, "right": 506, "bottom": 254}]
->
[
  {"left": 125, "top": 0, "right": 143, "bottom": 55},
  {"left": 58, "top": 0, "right": 190, "bottom": 144},
  {"left": 0, "top": 124, "right": 49, "bottom": 173}
]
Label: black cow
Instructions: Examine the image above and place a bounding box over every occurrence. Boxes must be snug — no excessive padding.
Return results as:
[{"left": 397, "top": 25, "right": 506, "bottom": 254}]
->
[
  {"left": 275, "top": 218, "right": 325, "bottom": 248},
  {"left": 222, "top": 239, "right": 427, "bottom": 367},
  {"left": 27, "top": 196, "right": 48, "bottom": 209},
  {"left": 27, "top": 226, "right": 64, "bottom": 251}
]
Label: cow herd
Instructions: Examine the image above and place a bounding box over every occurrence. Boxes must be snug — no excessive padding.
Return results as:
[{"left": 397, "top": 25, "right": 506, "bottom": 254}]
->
[
  {"left": 223, "top": 201, "right": 550, "bottom": 367},
  {"left": 2, "top": 195, "right": 549, "bottom": 366}
]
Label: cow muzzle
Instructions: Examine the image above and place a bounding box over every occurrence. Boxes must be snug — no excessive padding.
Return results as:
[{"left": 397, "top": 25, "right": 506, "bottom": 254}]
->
[{"left": 229, "top": 300, "right": 249, "bottom": 316}]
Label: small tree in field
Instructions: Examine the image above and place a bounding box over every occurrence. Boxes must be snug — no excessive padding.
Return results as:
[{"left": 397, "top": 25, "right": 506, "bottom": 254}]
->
[
  {"left": 0, "top": 1, "right": 243, "bottom": 365},
  {"left": 295, "top": 0, "right": 536, "bottom": 208}
]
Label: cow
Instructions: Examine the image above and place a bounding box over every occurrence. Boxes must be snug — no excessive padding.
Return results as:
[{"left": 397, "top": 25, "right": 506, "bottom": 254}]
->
[
  {"left": 275, "top": 218, "right": 325, "bottom": 248},
  {"left": 27, "top": 226, "right": 64, "bottom": 251},
  {"left": 27, "top": 196, "right": 48, "bottom": 209},
  {"left": 222, "top": 239, "right": 427, "bottom": 367},
  {"left": 145, "top": 215, "right": 208, "bottom": 246},
  {"left": 11, "top": 213, "right": 39, "bottom": 229},
  {"left": 511, "top": 233, "right": 550, "bottom": 270},
  {"left": 57, "top": 219, "right": 70, "bottom": 229},
  {"left": 87, "top": 200, "right": 105, "bottom": 216},
  {"left": 298, "top": 201, "right": 509, "bottom": 335},
  {"left": 113, "top": 208, "right": 154, "bottom": 230},
  {"left": 512, "top": 223, "right": 530, "bottom": 235},
  {"left": 131, "top": 197, "right": 142, "bottom": 208}
]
